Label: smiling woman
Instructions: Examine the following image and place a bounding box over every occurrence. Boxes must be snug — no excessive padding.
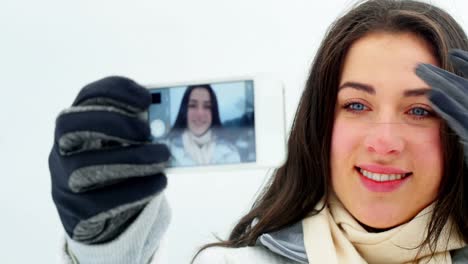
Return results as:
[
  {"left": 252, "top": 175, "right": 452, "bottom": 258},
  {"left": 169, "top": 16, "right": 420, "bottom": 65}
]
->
[
  {"left": 167, "top": 84, "right": 241, "bottom": 166},
  {"left": 193, "top": 0, "right": 468, "bottom": 263},
  {"left": 49, "top": 0, "right": 468, "bottom": 263},
  {"left": 187, "top": 88, "right": 213, "bottom": 136},
  {"left": 331, "top": 32, "right": 444, "bottom": 230}
]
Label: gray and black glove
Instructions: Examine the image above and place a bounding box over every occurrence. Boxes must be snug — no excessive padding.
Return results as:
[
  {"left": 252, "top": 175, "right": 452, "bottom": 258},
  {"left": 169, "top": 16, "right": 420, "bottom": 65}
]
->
[
  {"left": 49, "top": 76, "right": 170, "bottom": 244},
  {"left": 416, "top": 49, "right": 468, "bottom": 165}
]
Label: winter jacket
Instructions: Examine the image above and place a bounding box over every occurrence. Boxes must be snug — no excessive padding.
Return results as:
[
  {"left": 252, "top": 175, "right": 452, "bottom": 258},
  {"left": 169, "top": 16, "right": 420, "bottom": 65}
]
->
[{"left": 60, "top": 194, "right": 468, "bottom": 264}]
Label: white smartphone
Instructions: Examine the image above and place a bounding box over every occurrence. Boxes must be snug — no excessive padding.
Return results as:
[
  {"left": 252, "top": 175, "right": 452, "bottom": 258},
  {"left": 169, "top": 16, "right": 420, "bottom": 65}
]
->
[{"left": 144, "top": 75, "right": 286, "bottom": 173}]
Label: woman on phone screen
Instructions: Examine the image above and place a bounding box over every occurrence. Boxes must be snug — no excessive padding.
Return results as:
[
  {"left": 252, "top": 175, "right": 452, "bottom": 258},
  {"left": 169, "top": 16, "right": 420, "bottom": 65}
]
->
[{"left": 167, "top": 84, "right": 241, "bottom": 167}]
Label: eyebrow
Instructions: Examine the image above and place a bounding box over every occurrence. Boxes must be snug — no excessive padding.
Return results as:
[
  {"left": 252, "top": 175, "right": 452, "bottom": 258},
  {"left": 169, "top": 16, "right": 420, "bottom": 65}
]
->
[
  {"left": 338, "top": 81, "right": 431, "bottom": 97},
  {"left": 403, "top": 88, "right": 431, "bottom": 97},
  {"left": 189, "top": 99, "right": 211, "bottom": 103},
  {"left": 339, "top": 82, "right": 375, "bottom": 94}
]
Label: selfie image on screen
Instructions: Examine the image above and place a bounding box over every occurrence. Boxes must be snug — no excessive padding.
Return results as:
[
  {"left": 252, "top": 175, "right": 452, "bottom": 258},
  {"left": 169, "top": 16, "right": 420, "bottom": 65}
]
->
[{"left": 148, "top": 80, "right": 255, "bottom": 168}]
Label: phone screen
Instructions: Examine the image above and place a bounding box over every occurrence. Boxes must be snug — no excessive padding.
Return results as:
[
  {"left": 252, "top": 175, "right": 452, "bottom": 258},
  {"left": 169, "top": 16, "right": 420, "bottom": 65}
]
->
[{"left": 147, "top": 80, "right": 255, "bottom": 168}]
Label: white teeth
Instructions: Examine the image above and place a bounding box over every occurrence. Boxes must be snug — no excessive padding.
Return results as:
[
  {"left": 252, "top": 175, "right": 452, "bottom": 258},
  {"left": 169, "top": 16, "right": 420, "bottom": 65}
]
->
[{"left": 359, "top": 168, "right": 406, "bottom": 182}]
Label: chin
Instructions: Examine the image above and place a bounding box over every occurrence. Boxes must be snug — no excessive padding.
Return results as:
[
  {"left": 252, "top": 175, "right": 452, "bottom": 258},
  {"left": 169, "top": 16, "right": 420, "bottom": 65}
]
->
[
  {"left": 359, "top": 219, "right": 399, "bottom": 230},
  {"left": 352, "top": 207, "right": 410, "bottom": 231},
  {"left": 191, "top": 128, "right": 209, "bottom": 136},
  {"left": 357, "top": 220, "right": 398, "bottom": 232}
]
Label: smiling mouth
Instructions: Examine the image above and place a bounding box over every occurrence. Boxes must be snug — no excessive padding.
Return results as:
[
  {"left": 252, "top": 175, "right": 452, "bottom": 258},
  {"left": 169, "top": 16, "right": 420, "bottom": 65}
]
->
[
  {"left": 355, "top": 166, "right": 413, "bottom": 182},
  {"left": 192, "top": 121, "right": 207, "bottom": 126}
]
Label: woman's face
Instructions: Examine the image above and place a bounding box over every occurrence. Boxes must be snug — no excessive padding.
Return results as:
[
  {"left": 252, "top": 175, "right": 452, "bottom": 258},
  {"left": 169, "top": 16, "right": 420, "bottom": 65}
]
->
[
  {"left": 331, "top": 32, "right": 443, "bottom": 229},
  {"left": 187, "top": 87, "right": 213, "bottom": 136}
]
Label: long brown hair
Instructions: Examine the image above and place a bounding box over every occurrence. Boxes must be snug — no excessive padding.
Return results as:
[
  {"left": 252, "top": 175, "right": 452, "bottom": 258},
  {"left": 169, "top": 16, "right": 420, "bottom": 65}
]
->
[{"left": 195, "top": 0, "right": 468, "bottom": 259}]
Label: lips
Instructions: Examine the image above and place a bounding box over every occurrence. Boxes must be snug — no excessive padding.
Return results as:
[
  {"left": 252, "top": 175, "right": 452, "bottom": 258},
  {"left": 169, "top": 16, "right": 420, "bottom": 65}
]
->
[
  {"left": 355, "top": 164, "right": 413, "bottom": 192},
  {"left": 357, "top": 164, "right": 411, "bottom": 174},
  {"left": 358, "top": 167, "right": 411, "bottom": 182},
  {"left": 191, "top": 120, "right": 208, "bottom": 126}
]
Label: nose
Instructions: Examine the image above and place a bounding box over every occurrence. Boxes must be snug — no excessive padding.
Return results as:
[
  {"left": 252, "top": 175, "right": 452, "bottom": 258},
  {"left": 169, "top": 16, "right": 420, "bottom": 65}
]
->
[
  {"left": 363, "top": 123, "right": 405, "bottom": 156},
  {"left": 194, "top": 106, "right": 203, "bottom": 115},
  {"left": 193, "top": 106, "right": 208, "bottom": 118}
]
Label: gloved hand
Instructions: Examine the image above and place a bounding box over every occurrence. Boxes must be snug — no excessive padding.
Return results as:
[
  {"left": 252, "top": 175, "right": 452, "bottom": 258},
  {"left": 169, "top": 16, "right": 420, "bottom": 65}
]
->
[
  {"left": 49, "top": 76, "right": 170, "bottom": 244},
  {"left": 416, "top": 49, "right": 468, "bottom": 165}
]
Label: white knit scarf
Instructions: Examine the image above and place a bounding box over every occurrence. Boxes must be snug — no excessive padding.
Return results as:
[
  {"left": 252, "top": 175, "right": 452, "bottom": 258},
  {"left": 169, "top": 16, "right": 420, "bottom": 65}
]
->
[
  {"left": 182, "top": 130, "right": 215, "bottom": 165},
  {"left": 302, "top": 194, "right": 465, "bottom": 264}
]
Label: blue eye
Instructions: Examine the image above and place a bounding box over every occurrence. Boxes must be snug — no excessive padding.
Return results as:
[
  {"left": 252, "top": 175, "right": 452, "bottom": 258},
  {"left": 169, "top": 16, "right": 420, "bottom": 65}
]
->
[
  {"left": 346, "top": 102, "right": 367, "bottom": 111},
  {"left": 408, "top": 107, "right": 429, "bottom": 116}
]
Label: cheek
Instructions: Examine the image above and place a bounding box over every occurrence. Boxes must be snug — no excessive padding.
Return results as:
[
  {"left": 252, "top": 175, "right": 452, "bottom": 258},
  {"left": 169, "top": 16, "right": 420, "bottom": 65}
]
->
[
  {"left": 330, "top": 118, "right": 362, "bottom": 200},
  {"left": 201, "top": 109, "right": 212, "bottom": 123},
  {"left": 331, "top": 118, "right": 362, "bottom": 165},
  {"left": 409, "top": 126, "right": 443, "bottom": 179},
  {"left": 187, "top": 109, "right": 195, "bottom": 120}
]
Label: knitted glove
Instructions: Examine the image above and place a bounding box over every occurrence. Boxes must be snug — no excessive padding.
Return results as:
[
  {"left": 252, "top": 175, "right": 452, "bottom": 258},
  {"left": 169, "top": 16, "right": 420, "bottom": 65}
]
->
[
  {"left": 49, "top": 76, "right": 170, "bottom": 244},
  {"left": 416, "top": 49, "right": 468, "bottom": 165}
]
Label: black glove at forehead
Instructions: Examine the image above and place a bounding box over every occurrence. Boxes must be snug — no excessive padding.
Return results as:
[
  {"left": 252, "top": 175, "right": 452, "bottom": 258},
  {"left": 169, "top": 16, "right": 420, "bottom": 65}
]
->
[{"left": 416, "top": 49, "right": 468, "bottom": 165}]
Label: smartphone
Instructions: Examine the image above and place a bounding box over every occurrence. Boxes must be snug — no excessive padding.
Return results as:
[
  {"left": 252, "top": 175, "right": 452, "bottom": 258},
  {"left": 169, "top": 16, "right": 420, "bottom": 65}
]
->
[{"left": 145, "top": 75, "right": 286, "bottom": 172}]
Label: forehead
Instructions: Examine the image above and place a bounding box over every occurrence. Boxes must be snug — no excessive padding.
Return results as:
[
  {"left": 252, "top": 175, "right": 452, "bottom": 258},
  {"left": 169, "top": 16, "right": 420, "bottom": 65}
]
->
[
  {"left": 189, "top": 87, "right": 211, "bottom": 100},
  {"left": 339, "top": 32, "right": 439, "bottom": 91}
]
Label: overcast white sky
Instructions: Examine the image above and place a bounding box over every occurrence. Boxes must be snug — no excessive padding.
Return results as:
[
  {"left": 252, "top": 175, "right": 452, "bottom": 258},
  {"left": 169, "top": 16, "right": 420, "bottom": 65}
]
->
[{"left": 0, "top": 0, "right": 466, "bottom": 262}]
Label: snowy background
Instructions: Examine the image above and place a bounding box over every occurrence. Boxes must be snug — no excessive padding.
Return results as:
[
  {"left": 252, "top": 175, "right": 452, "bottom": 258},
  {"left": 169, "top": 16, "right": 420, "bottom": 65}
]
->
[{"left": 1, "top": 0, "right": 467, "bottom": 263}]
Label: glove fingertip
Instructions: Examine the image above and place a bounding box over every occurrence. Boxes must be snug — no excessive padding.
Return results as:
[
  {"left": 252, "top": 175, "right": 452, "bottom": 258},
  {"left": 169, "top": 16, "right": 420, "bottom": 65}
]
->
[
  {"left": 159, "top": 143, "right": 171, "bottom": 161},
  {"left": 449, "top": 50, "right": 468, "bottom": 77},
  {"left": 73, "top": 76, "right": 151, "bottom": 111},
  {"left": 449, "top": 49, "right": 468, "bottom": 61}
]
